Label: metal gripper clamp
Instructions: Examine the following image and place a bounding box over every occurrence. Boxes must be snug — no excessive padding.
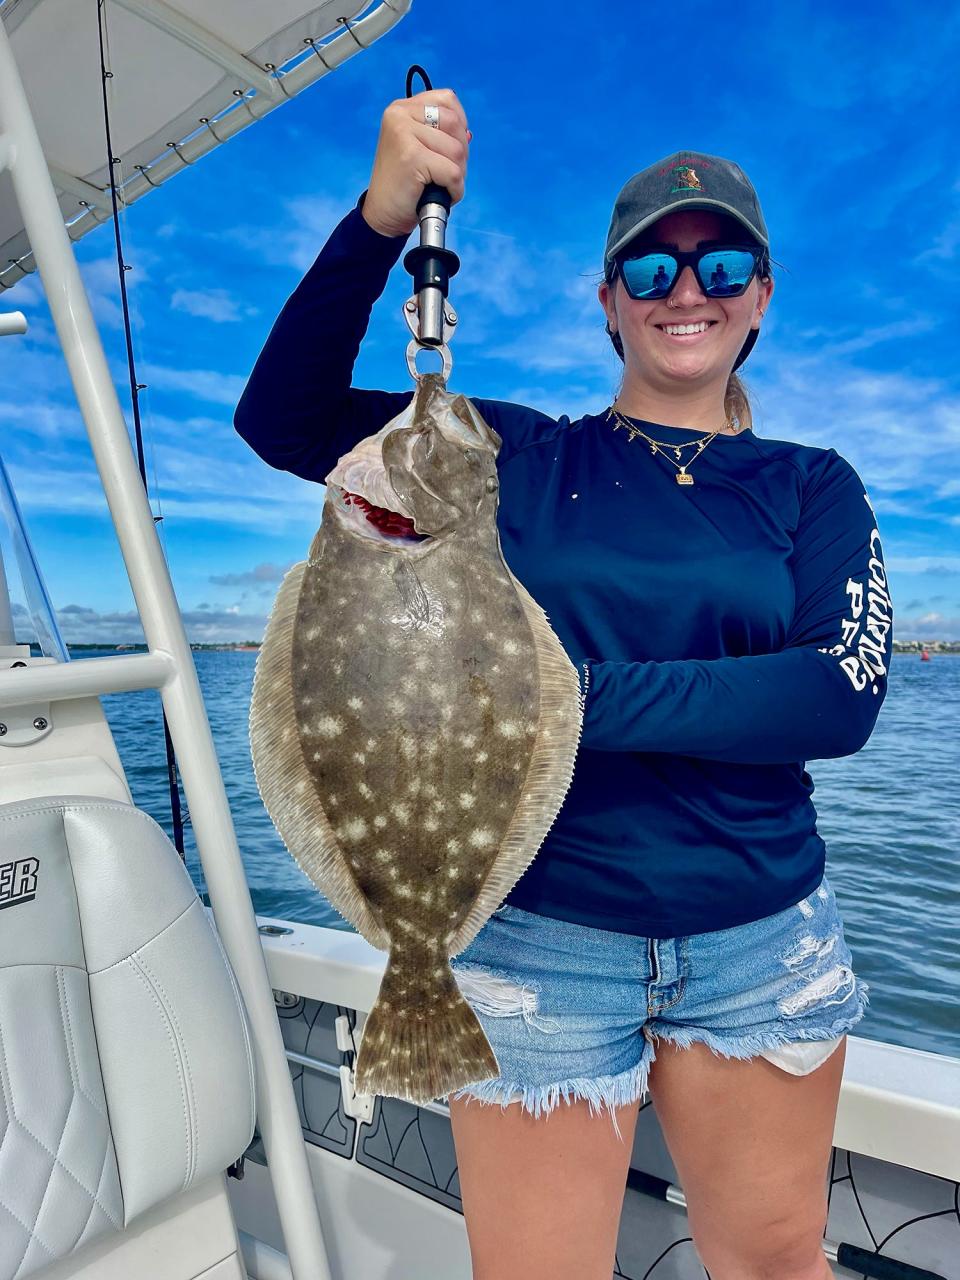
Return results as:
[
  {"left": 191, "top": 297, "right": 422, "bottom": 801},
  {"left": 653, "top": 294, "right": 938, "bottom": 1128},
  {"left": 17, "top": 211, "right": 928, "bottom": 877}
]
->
[{"left": 402, "top": 183, "right": 460, "bottom": 383}]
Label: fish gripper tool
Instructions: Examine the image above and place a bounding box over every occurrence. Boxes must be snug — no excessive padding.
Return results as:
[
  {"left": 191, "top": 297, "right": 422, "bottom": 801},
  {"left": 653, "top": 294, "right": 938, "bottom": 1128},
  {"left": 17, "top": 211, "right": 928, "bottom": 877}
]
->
[{"left": 402, "top": 66, "right": 461, "bottom": 383}]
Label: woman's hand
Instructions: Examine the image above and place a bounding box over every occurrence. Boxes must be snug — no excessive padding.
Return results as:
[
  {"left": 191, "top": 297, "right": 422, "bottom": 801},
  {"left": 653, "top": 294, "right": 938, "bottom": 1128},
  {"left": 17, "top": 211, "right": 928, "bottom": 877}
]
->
[{"left": 362, "top": 89, "right": 472, "bottom": 239}]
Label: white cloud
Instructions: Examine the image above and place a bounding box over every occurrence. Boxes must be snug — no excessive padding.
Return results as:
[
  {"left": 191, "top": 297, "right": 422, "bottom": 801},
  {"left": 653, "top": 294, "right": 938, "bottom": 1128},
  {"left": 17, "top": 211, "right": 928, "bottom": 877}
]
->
[
  {"left": 52, "top": 603, "right": 268, "bottom": 645},
  {"left": 142, "top": 363, "right": 248, "bottom": 407},
  {"left": 170, "top": 288, "right": 257, "bottom": 324},
  {"left": 895, "top": 612, "right": 960, "bottom": 641}
]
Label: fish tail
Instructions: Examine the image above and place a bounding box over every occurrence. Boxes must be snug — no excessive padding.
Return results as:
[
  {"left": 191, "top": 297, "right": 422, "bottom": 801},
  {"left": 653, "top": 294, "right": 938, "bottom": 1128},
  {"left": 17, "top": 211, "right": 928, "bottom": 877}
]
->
[{"left": 354, "top": 954, "right": 498, "bottom": 1106}]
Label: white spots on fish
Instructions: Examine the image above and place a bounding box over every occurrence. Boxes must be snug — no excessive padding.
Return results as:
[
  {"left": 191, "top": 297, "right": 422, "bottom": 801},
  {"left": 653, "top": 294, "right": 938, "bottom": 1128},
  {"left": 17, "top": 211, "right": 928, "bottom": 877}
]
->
[
  {"left": 469, "top": 828, "right": 495, "bottom": 849},
  {"left": 424, "top": 740, "right": 439, "bottom": 757},
  {"left": 490, "top": 664, "right": 501, "bottom": 674},
  {"left": 470, "top": 610, "right": 484, "bottom": 624},
  {"left": 460, "top": 733, "right": 477, "bottom": 749},
  {"left": 477, "top": 694, "right": 491, "bottom": 709},
  {"left": 335, "top": 595, "right": 348, "bottom": 607},
  {"left": 352, "top": 752, "right": 366, "bottom": 766},
  {"left": 388, "top": 866, "right": 399, "bottom": 879},
  {"left": 431, "top": 798, "right": 446, "bottom": 813},
  {"left": 394, "top": 882, "right": 415, "bottom": 899},
  {"left": 497, "top": 721, "right": 521, "bottom": 738},
  {"left": 413, "top": 654, "right": 430, "bottom": 672},
  {"left": 390, "top": 801, "right": 411, "bottom": 824},
  {"left": 446, "top": 838, "right": 461, "bottom": 855},
  {"left": 340, "top": 817, "right": 368, "bottom": 841},
  {"left": 476, "top": 750, "right": 489, "bottom": 764},
  {"left": 458, "top": 791, "right": 476, "bottom": 810},
  {"left": 335, "top": 636, "right": 347, "bottom": 648},
  {"left": 315, "top": 715, "right": 345, "bottom": 738},
  {"left": 347, "top": 696, "right": 364, "bottom": 711},
  {"left": 373, "top": 815, "right": 388, "bottom": 829},
  {"left": 400, "top": 675, "right": 418, "bottom": 695},
  {"left": 357, "top": 781, "right": 373, "bottom": 799},
  {"left": 407, "top": 777, "right": 422, "bottom": 796},
  {"left": 328, "top": 795, "right": 339, "bottom": 806},
  {"left": 422, "top": 782, "right": 438, "bottom": 798},
  {"left": 440, "top": 704, "right": 454, "bottom": 721},
  {"left": 503, "top": 639, "right": 520, "bottom": 655},
  {"left": 484, "top": 631, "right": 496, "bottom": 642},
  {"left": 399, "top": 734, "right": 417, "bottom": 760},
  {"left": 332, "top": 660, "right": 343, "bottom": 675},
  {"left": 386, "top": 694, "right": 406, "bottom": 715},
  {"left": 446, "top": 866, "right": 461, "bottom": 879},
  {"left": 424, "top": 815, "right": 440, "bottom": 832},
  {"left": 365, "top": 737, "right": 377, "bottom": 751},
  {"left": 301, "top": 696, "right": 313, "bottom": 707},
  {"left": 311, "top": 750, "right": 324, "bottom": 762},
  {"left": 374, "top": 848, "right": 392, "bottom": 863},
  {"left": 354, "top": 622, "right": 367, "bottom": 634}
]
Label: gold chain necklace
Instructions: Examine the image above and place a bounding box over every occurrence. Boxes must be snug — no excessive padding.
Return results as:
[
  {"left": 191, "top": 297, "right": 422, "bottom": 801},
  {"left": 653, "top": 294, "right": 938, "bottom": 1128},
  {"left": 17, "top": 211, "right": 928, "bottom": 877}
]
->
[{"left": 605, "top": 405, "right": 732, "bottom": 487}]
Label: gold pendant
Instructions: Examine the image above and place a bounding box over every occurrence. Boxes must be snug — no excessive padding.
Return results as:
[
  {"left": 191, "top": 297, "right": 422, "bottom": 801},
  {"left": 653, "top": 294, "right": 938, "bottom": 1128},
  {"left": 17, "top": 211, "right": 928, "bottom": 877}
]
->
[{"left": 676, "top": 471, "right": 694, "bottom": 486}]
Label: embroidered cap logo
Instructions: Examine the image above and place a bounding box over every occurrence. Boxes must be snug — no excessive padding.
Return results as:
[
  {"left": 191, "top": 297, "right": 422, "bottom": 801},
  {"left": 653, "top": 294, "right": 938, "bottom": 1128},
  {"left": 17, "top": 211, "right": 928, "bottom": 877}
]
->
[{"left": 671, "top": 164, "right": 703, "bottom": 193}]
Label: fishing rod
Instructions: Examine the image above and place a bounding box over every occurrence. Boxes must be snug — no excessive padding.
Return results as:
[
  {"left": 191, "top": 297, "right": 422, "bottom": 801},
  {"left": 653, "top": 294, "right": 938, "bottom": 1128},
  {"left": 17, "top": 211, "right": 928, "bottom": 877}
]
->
[{"left": 402, "top": 65, "right": 460, "bottom": 382}]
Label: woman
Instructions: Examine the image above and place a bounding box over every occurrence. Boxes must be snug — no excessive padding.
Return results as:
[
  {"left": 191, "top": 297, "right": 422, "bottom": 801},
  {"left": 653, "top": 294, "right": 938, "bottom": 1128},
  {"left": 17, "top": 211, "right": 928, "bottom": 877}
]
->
[{"left": 235, "top": 89, "right": 892, "bottom": 1280}]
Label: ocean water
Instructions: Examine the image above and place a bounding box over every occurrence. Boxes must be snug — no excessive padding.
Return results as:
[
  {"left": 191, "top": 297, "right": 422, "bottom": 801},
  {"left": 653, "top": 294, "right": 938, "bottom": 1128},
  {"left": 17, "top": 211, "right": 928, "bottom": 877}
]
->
[{"left": 86, "top": 649, "right": 959, "bottom": 1060}]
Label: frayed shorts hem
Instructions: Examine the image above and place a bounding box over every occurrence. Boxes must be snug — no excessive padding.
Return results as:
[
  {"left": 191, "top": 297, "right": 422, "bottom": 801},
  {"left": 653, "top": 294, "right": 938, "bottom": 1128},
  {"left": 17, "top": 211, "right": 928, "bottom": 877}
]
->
[
  {"left": 448, "top": 1057, "right": 649, "bottom": 1142},
  {"left": 646, "top": 976, "right": 869, "bottom": 1065}
]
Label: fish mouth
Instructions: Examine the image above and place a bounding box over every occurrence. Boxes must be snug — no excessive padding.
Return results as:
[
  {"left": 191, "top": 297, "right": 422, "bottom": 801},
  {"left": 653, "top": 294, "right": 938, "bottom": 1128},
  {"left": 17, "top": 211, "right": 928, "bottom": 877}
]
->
[{"left": 336, "top": 488, "right": 430, "bottom": 545}]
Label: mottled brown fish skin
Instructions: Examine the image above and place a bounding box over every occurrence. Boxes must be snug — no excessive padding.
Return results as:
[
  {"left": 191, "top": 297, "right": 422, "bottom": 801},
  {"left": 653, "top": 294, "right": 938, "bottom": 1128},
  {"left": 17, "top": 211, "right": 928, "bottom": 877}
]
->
[{"left": 252, "top": 375, "right": 582, "bottom": 1103}]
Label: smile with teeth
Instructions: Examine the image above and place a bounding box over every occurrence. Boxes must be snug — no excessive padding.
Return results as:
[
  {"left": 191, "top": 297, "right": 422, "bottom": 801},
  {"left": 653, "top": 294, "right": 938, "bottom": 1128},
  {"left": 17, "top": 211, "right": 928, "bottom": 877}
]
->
[{"left": 658, "top": 320, "right": 715, "bottom": 336}]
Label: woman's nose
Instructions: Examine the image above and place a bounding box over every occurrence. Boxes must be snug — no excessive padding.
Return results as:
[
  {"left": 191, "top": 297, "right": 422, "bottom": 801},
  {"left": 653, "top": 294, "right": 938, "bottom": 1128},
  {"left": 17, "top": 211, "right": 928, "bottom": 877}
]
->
[{"left": 670, "top": 264, "right": 706, "bottom": 306}]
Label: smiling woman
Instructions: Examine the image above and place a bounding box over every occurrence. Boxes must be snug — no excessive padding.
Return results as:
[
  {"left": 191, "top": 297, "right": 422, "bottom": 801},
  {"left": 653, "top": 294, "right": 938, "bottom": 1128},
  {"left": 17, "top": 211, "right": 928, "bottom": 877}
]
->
[
  {"left": 599, "top": 156, "right": 774, "bottom": 438},
  {"left": 234, "top": 103, "right": 894, "bottom": 1280}
]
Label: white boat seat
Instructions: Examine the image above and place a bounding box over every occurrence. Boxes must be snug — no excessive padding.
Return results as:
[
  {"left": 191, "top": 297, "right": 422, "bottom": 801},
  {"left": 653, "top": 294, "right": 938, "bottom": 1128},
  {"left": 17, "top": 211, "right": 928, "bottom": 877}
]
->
[{"left": 0, "top": 795, "right": 256, "bottom": 1280}]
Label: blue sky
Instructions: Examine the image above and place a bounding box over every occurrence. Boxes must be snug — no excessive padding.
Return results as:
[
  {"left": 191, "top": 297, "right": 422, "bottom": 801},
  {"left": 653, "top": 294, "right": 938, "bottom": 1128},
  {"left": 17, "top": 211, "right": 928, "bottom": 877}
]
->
[{"left": 2, "top": 0, "right": 959, "bottom": 643}]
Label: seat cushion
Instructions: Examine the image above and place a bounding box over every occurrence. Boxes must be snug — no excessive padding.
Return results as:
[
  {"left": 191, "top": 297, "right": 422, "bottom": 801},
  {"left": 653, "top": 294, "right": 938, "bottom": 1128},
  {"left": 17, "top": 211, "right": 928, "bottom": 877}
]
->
[{"left": 0, "top": 797, "right": 256, "bottom": 1280}]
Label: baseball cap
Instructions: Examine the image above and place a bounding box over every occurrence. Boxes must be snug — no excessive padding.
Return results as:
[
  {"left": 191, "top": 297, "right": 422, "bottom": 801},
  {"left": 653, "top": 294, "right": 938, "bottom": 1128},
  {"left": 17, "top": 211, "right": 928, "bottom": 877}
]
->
[{"left": 604, "top": 151, "right": 770, "bottom": 370}]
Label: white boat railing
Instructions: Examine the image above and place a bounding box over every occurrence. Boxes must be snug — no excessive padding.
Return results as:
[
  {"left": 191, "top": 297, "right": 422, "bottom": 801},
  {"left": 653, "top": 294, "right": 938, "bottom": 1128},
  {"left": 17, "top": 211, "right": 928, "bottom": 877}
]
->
[{"left": 0, "top": 18, "right": 335, "bottom": 1279}]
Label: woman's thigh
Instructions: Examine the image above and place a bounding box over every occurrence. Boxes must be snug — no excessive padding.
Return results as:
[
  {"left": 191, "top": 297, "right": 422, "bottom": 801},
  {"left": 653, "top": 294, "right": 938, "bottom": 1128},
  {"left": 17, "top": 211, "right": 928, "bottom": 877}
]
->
[
  {"left": 446, "top": 904, "right": 653, "bottom": 1278},
  {"left": 449, "top": 1092, "right": 641, "bottom": 1280},
  {"left": 648, "top": 1036, "right": 845, "bottom": 1279}
]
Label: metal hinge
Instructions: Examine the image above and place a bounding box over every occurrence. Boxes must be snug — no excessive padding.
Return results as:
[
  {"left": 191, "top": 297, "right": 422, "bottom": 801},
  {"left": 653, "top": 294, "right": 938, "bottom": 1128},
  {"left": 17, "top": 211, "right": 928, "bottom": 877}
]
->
[{"left": 335, "top": 1013, "right": 375, "bottom": 1123}]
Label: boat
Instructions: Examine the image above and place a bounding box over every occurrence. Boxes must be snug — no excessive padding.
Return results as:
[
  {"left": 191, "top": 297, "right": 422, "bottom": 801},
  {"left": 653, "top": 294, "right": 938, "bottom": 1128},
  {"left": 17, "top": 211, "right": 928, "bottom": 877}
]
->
[{"left": 0, "top": 4, "right": 957, "bottom": 1277}]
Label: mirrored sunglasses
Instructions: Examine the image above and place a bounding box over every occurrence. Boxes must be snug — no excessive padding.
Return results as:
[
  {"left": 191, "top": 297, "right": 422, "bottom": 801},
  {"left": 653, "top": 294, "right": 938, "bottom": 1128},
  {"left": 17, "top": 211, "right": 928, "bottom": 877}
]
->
[{"left": 617, "top": 245, "right": 765, "bottom": 301}]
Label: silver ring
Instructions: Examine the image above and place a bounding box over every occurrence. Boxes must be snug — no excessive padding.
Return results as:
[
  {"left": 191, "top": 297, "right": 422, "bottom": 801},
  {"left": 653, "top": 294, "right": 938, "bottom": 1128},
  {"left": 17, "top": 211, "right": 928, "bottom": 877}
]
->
[{"left": 424, "top": 104, "right": 440, "bottom": 129}]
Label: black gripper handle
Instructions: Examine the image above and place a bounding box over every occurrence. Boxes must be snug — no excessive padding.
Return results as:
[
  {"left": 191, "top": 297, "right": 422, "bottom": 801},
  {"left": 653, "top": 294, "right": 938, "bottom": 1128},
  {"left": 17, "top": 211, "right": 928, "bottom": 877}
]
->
[{"left": 418, "top": 183, "right": 452, "bottom": 215}]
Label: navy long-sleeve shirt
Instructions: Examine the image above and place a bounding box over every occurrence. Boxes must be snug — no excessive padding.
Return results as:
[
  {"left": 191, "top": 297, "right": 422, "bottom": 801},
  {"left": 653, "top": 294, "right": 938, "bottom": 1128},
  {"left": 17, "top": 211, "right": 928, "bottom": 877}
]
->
[{"left": 235, "top": 196, "right": 893, "bottom": 938}]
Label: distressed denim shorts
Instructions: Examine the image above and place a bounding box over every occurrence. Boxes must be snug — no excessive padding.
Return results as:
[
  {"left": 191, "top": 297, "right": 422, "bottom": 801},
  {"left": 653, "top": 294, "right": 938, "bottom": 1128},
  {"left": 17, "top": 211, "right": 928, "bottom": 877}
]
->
[{"left": 448, "top": 873, "right": 869, "bottom": 1140}]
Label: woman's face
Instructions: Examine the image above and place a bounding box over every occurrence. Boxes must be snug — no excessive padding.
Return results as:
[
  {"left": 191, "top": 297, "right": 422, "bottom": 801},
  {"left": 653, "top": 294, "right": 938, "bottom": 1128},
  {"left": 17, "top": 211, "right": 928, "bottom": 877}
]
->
[{"left": 598, "top": 209, "right": 774, "bottom": 391}]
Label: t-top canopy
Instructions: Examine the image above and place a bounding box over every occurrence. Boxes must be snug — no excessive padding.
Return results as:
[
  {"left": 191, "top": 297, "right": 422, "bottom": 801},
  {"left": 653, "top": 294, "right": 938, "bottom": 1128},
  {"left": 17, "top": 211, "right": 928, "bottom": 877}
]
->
[{"left": 0, "top": 0, "right": 411, "bottom": 291}]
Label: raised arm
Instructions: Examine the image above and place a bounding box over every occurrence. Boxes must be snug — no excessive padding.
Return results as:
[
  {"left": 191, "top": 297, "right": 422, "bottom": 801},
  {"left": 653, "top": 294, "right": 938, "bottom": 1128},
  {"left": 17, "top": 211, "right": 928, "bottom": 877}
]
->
[
  {"left": 233, "top": 196, "right": 414, "bottom": 481},
  {"left": 234, "top": 88, "right": 472, "bottom": 481},
  {"left": 577, "top": 451, "right": 893, "bottom": 763}
]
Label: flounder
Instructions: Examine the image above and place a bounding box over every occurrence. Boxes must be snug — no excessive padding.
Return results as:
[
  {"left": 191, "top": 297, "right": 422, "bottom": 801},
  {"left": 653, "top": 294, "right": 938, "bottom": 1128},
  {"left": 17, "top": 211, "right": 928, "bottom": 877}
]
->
[{"left": 250, "top": 373, "right": 582, "bottom": 1104}]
